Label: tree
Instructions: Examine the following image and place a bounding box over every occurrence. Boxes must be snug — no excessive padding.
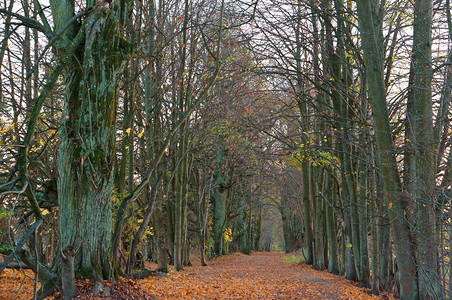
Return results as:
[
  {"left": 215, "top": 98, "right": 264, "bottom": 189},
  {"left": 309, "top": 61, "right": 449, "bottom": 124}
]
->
[{"left": 54, "top": 1, "right": 134, "bottom": 297}]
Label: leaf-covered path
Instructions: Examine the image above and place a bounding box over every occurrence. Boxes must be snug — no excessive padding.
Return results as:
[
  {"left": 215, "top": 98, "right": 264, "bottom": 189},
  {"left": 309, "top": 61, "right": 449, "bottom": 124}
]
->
[
  {"left": 0, "top": 252, "right": 391, "bottom": 299},
  {"left": 139, "top": 252, "right": 387, "bottom": 299}
]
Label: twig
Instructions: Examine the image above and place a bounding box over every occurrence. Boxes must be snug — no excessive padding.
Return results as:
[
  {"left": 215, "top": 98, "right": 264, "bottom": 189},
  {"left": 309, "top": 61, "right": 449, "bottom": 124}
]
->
[
  {"left": 0, "top": 180, "right": 27, "bottom": 196},
  {"left": 0, "top": 177, "right": 20, "bottom": 191},
  {"left": 13, "top": 275, "right": 28, "bottom": 300},
  {"left": 0, "top": 8, "right": 52, "bottom": 38}
]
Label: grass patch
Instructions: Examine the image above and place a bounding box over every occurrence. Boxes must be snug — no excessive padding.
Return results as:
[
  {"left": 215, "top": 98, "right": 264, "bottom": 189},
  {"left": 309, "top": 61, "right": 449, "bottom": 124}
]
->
[{"left": 281, "top": 254, "right": 305, "bottom": 264}]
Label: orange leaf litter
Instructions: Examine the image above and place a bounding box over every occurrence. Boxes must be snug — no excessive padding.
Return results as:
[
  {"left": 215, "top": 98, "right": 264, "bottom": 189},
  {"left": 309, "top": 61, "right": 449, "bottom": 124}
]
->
[
  {"left": 0, "top": 252, "right": 393, "bottom": 299},
  {"left": 139, "top": 252, "right": 389, "bottom": 299}
]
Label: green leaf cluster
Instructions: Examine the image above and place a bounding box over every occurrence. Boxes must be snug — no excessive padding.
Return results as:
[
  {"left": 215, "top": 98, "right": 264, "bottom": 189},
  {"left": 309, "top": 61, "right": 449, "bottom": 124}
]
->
[{"left": 283, "top": 144, "right": 340, "bottom": 170}]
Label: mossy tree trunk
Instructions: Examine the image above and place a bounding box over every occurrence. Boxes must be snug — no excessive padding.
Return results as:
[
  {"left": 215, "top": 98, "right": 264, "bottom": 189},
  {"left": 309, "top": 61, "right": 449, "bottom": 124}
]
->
[{"left": 55, "top": 1, "right": 132, "bottom": 291}]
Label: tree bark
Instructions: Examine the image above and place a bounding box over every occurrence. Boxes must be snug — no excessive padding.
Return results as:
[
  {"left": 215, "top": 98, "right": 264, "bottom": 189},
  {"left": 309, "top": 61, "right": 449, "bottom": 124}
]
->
[
  {"left": 326, "top": 178, "right": 339, "bottom": 274},
  {"left": 410, "top": 0, "right": 439, "bottom": 296},
  {"left": 301, "top": 162, "right": 314, "bottom": 264},
  {"left": 358, "top": 136, "right": 369, "bottom": 288},
  {"left": 213, "top": 145, "right": 227, "bottom": 256},
  {"left": 355, "top": 0, "right": 418, "bottom": 297},
  {"left": 56, "top": 1, "right": 132, "bottom": 285},
  {"left": 280, "top": 203, "right": 295, "bottom": 253},
  {"left": 313, "top": 167, "right": 325, "bottom": 270}
]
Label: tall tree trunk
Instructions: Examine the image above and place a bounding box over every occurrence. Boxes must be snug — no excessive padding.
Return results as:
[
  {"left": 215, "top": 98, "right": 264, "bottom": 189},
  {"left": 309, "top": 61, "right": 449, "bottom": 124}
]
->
[
  {"left": 301, "top": 162, "right": 314, "bottom": 264},
  {"left": 295, "top": 0, "right": 314, "bottom": 264},
  {"left": 56, "top": 3, "right": 132, "bottom": 295},
  {"left": 344, "top": 145, "right": 361, "bottom": 279},
  {"left": 411, "top": 0, "right": 439, "bottom": 296},
  {"left": 326, "top": 177, "right": 339, "bottom": 274},
  {"left": 378, "top": 188, "right": 391, "bottom": 292},
  {"left": 213, "top": 145, "right": 226, "bottom": 256},
  {"left": 313, "top": 167, "right": 325, "bottom": 270},
  {"left": 280, "top": 203, "right": 294, "bottom": 253},
  {"left": 342, "top": 177, "right": 358, "bottom": 281},
  {"left": 355, "top": 0, "right": 418, "bottom": 297},
  {"left": 253, "top": 204, "right": 262, "bottom": 250},
  {"left": 0, "top": 0, "right": 14, "bottom": 106},
  {"left": 173, "top": 136, "right": 186, "bottom": 269},
  {"left": 370, "top": 148, "right": 380, "bottom": 294},
  {"left": 154, "top": 200, "right": 168, "bottom": 272},
  {"left": 358, "top": 135, "right": 370, "bottom": 288},
  {"left": 238, "top": 192, "right": 249, "bottom": 255}
]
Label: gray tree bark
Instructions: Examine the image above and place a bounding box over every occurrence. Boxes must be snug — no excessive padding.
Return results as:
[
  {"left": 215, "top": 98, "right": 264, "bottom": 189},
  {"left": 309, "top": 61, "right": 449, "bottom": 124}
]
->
[
  {"left": 410, "top": 0, "right": 439, "bottom": 296},
  {"left": 356, "top": 0, "right": 418, "bottom": 297}
]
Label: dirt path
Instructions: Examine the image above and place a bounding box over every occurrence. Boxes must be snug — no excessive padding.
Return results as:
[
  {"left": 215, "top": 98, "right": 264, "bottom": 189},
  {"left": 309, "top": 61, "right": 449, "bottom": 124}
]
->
[{"left": 139, "top": 252, "right": 387, "bottom": 299}]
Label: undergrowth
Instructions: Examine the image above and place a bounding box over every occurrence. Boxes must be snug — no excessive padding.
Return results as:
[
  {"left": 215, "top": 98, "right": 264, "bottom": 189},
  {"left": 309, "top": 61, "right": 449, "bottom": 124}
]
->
[{"left": 281, "top": 254, "right": 304, "bottom": 264}]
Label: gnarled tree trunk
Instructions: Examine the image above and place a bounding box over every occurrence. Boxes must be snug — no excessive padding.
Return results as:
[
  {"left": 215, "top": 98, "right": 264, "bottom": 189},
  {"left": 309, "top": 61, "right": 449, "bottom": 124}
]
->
[{"left": 54, "top": 1, "right": 132, "bottom": 295}]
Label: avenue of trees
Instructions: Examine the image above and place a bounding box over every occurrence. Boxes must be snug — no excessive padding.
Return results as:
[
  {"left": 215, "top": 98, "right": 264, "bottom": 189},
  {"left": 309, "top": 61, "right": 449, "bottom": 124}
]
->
[{"left": 0, "top": 0, "right": 451, "bottom": 299}]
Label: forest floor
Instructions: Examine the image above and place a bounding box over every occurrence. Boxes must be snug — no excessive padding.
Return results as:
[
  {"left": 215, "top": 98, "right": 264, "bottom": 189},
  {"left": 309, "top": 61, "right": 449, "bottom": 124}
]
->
[
  {"left": 139, "top": 252, "right": 391, "bottom": 299},
  {"left": 0, "top": 252, "right": 393, "bottom": 299}
]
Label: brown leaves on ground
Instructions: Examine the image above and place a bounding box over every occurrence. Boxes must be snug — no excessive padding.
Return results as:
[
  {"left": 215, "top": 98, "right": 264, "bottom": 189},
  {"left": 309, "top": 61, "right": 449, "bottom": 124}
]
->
[
  {"left": 48, "top": 278, "right": 157, "bottom": 300},
  {"left": 0, "top": 268, "right": 40, "bottom": 299},
  {"left": 0, "top": 252, "right": 392, "bottom": 299},
  {"left": 0, "top": 269, "right": 156, "bottom": 300},
  {"left": 139, "top": 252, "right": 388, "bottom": 299}
]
